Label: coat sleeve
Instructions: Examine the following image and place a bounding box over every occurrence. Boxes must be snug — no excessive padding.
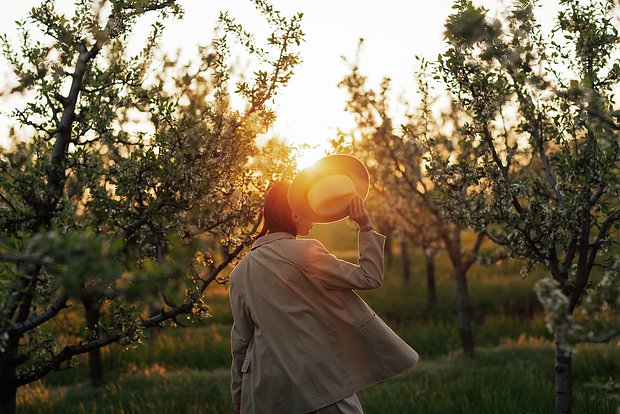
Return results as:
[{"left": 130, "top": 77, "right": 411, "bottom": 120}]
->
[
  {"left": 230, "top": 277, "right": 254, "bottom": 411},
  {"left": 305, "top": 230, "right": 386, "bottom": 290}
]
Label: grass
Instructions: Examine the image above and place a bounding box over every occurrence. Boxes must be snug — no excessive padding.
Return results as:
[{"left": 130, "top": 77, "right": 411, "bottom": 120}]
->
[
  {"left": 18, "top": 344, "right": 619, "bottom": 414},
  {"left": 15, "top": 224, "right": 620, "bottom": 413},
  {"left": 42, "top": 324, "right": 232, "bottom": 388},
  {"left": 359, "top": 344, "right": 619, "bottom": 414},
  {"left": 18, "top": 368, "right": 232, "bottom": 414}
]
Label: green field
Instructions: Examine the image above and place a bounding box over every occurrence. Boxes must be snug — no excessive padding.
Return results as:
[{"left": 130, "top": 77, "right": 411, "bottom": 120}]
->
[{"left": 17, "top": 223, "right": 620, "bottom": 413}]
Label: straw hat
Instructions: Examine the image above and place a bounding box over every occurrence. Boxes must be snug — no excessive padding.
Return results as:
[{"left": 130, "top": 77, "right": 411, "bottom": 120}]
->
[{"left": 288, "top": 154, "right": 370, "bottom": 223}]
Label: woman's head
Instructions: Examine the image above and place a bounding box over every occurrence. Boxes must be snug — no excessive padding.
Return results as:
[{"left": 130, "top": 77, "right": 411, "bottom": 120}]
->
[{"left": 263, "top": 182, "right": 313, "bottom": 237}]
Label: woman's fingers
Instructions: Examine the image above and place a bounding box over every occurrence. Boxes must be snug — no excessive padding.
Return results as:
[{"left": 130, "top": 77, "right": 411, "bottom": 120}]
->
[
  {"left": 358, "top": 196, "right": 366, "bottom": 216},
  {"left": 348, "top": 195, "right": 372, "bottom": 229},
  {"left": 351, "top": 196, "right": 358, "bottom": 218},
  {"left": 351, "top": 195, "right": 361, "bottom": 218},
  {"left": 349, "top": 195, "right": 367, "bottom": 221}
]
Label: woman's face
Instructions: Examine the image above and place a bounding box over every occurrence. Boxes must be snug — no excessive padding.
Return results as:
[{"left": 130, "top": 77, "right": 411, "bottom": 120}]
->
[{"left": 292, "top": 212, "right": 314, "bottom": 236}]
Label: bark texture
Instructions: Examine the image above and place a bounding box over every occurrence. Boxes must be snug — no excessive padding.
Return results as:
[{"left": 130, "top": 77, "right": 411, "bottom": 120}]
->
[
  {"left": 455, "top": 266, "right": 474, "bottom": 356},
  {"left": 82, "top": 295, "right": 104, "bottom": 387},
  {"left": 400, "top": 240, "right": 410, "bottom": 284},
  {"left": 555, "top": 334, "right": 572, "bottom": 414},
  {"left": 424, "top": 249, "right": 437, "bottom": 312}
]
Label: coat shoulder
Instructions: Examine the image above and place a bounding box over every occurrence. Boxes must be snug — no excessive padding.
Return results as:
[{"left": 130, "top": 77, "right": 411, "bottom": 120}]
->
[
  {"left": 294, "top": 237, "right": 325, "bottom": 249},
  {"left": 229, "top": 252, "right": 252, "bottom": 285},
  {"left": 288, "top": 238, "right": 328, "bottom": 262}
]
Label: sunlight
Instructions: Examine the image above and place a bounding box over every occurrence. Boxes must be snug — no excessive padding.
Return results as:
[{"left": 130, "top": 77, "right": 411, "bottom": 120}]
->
[{"left": 294, "top": 146, "right": 327, "bottom": 172}]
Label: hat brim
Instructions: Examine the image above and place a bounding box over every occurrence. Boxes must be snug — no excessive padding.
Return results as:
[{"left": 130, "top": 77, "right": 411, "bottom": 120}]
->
[{"left": 288, "top": 154, "right": 370, "bottom": 223}]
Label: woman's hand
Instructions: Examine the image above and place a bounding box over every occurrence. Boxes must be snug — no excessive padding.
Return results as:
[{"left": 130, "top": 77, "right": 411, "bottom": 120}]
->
[{"left": 348, "top": 195, "right": 372, "bottom": 230}]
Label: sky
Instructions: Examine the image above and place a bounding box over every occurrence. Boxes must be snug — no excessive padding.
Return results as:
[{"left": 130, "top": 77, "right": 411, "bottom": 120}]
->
[{"left": 0, "top": 0, "right": 557, "bottom": 168}]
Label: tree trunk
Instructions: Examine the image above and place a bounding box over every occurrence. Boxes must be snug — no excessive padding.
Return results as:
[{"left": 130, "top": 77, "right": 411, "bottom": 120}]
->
[
  {"left": 0, "top": 370, "right": 17, "bottom": 414},
  {"left": 0, "top": 339, "right": 19, "bottom": 414},
  {"left": 424, "top": 249, "right": 437, "bottom": 313},
  {"left": 400, "top": 240, "right": 410, "bottom": 284},
  {"left": 82, "top": 295, "right": 103, "bottom": 387},
  {"left": 454, "top": 266, "right": 474, "bottom": 356},
  {"left": 384, "top": 230, "right": 394, "bottom": 268},
  {"left": 555, "top": 333, "right": 572, "bottom": 414}
]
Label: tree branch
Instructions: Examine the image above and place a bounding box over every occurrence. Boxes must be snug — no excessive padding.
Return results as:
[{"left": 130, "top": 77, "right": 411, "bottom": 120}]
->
[
  {"left": 125, "top": 0, "right": 177, "bottom": 13},
  {"left": 46, "top": 44, "right": 93, "bottom": 217},
  {"left": 481, "top": 123, "right": 551, "bottom": 263},
  {"left": 560, "top": 236, "right": 578, "bottom": 279},
  {"left": 589, "top": 182, "right": 606, "bottom": 206},
  {"left": 548, "top": 247, "right": 561, "bottom": 280},
  {"left": 15, "top": 209, "right": 264, "bottom": 387},
  {"left": 464, "top": 231, "right": 485, "bottom": 270},
  {"left": 0, "top": 192, "right": 18, "bottom": 213},
  {"left": 45, "top": 0, "right": 179, "bottom": 220},
  {"left": 585, "top": 209, "right": 620, "bottom": 277},
  {"left": 0, "top": 254, "right": 47, "bottom": 265},
  {"left": 16, "top": 331, "right": 122, "bottom": 386},
  {"left": 558, "top": 91, "right": 620, "bottom": 131},
  {"left": 582, "top": 326, "right": 620, "bottom": 344},
  {"left": 112, "top": 199, "right": 169, "bottom": 239},
  {"left": 1, "top": 274, "right": 33, "bottom": 324},
  {"left": 534, "top": 112, "right": 563, "bottom": 204},
  {"left": 482, "top": 228, "right": 528, "bottom": 258},
  {"left": 8, "top": 293, "right": 70, "bottom": 336},
  {"left": 505, "top": 66, "right": 563, "bottom": 205},
  {"left": 481, "top": 123, "right": 509, "bottom": 178},
  {"left": 569, "top": 210, "right": 591, "bottom": 312},
  {"left": 373, "top": 185, "right": 443, "bottom": 247},
  {"left": 481, "top": 123, "right": 529, "bottom": 217},
  {"left": 53, "top": 92, "right": 70, "bottom": 108}
]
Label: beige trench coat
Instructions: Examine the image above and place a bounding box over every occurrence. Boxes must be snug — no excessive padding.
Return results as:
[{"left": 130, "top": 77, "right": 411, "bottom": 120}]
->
[{"left": 229, "top": 231, "right": 419, "bottom": 414}]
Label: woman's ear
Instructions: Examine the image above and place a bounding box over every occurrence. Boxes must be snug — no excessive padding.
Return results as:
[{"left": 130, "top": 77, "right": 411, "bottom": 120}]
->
[{"left": 290, "top": 210, "right": 300, "bottom": 223}]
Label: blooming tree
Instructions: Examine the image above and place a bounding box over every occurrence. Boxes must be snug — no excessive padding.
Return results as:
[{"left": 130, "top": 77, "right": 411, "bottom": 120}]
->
[
  {"left": 0, "top": 0, "right": 302, "bottom": 412},
  {"left": 430, "top": 1, "right": 620, "bottom": 412},
  {"left": 338, "top": 48, "right": 488, "bottom": 354}
]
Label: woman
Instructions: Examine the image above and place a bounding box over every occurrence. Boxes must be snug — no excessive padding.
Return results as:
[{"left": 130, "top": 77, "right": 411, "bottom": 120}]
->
[{"left": 230, "top": 182, "right": 418, "bottom": 414}]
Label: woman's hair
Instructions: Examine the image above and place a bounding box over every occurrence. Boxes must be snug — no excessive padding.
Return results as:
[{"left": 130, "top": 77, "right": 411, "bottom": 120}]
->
[{"left": 262, "top": 182, "right": 298, "bottom": 236}]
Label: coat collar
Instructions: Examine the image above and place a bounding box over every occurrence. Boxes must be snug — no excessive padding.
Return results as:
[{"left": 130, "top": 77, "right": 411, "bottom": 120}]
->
[{"left": 251, "top": 232, "right": 296, "bottom": 250}]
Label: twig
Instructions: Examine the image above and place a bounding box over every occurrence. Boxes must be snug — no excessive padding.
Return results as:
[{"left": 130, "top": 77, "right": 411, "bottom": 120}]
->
[{"left": 0, "top": 193, "right": 18, "bottom": 213}]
